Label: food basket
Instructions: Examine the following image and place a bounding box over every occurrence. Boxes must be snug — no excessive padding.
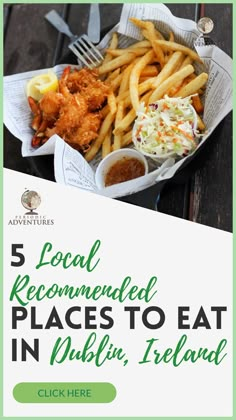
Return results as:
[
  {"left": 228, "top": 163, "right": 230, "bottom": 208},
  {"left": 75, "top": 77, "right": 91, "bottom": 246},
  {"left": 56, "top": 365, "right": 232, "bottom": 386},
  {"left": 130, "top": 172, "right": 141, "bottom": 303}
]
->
[{"left": 3, "top": 4, "right": 232, "bottom": 207}]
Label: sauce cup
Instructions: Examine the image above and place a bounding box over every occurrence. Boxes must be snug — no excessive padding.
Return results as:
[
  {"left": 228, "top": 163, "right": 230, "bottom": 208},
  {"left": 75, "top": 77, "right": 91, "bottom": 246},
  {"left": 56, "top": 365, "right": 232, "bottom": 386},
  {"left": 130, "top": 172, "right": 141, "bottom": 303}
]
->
[{"left": 95, "top": 148, "right": 148, "bottom": 189}]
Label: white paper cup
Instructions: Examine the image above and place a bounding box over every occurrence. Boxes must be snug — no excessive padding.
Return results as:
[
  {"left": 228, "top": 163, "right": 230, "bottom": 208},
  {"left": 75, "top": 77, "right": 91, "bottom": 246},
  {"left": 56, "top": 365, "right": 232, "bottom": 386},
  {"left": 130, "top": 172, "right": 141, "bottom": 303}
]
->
[{"left": 95, "top": 148, "right": 148, "bottom": 189}]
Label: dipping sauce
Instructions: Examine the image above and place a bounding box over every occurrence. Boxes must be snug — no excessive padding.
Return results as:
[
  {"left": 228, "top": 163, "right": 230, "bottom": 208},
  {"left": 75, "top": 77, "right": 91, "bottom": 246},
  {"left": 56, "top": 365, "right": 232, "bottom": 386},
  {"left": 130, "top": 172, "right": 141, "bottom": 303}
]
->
[{"left": 105, "top": 157, "right": 145, "bottom": 187}]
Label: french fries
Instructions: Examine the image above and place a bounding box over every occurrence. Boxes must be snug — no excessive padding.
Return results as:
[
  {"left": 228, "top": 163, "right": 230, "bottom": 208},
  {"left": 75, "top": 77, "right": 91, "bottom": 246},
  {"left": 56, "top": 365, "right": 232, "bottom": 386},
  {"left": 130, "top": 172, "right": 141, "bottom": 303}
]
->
[
  {"left": 114, "top": 91, "right": 151, "bottom": 135},
  {"left": 121, "top": 130, "right": 132, "bottom": 147},
  {"left": 173, "top": 73, "right": 208, "bottom": 98},
  {"left": 103, "top": 32, "right": 119, "bottom": 65},
  {"left": 130, "top": 50, "right": 155, "bottom": 111},
  {"left": 113, "top": 101, "right": 124, "bottom": 150},
  {"left": 129, "top": 17, "right": 164, "bottom": 41},
  {"left": 118, "top": 63, "right": 135, "bottom": 95},
  {"left": 141, "top": 65, "right": 158, "bottom": 77},
  {"left": 151, "top": 51, "right": 184, "bottom": 88},
  {"left": 149, "top": 64, "right": 195, "bottom": 103},
  {"left": 191, "top": 94, "right": 204, "bottom": 114},
  {"left": 102, "top": 127, "right": 112, "bottom": 158},
  {"left": 129, "top": 17, "right": 165, "bottom": 68},
  {"left": 85, "top": 113, "right": 115, "bottom": 162},
  {"left": 197, "top": 114, "right": 206, "bottom": 131},
  {"left": 169, "top": 31, "right": 175, "bottom": 42},
  {"left": 98, "top": 52, "right": 136, "bottom": 75},
  {"left": 107, "top": 92, "right": 117, "bottom": 115},
  {"left": 106, "top": 47, "right": 150, "bottom": 57},
  {"left": 154, "top": 40, "right": 203, "bottom": 63},
  {"left": 85, "top": 17, "right": 208, "bottom": 162}
]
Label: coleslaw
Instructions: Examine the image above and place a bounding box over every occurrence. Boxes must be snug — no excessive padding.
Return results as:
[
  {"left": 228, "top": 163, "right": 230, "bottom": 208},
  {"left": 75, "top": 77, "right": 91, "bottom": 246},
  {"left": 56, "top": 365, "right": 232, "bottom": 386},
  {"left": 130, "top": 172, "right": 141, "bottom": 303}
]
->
[{"left": 132, "top": 96, "right": 199, "bottom": 160}]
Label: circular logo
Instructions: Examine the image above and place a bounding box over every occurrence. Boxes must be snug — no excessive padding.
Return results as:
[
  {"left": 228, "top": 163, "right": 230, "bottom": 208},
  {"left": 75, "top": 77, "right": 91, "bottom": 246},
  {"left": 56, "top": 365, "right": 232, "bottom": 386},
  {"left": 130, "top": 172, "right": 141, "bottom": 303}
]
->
[
  {"left": 197, "top": 17, "right": 214, "bottom": 35},
  {"left": 21, "top": 190, "right": 41, "bottom": 214}
]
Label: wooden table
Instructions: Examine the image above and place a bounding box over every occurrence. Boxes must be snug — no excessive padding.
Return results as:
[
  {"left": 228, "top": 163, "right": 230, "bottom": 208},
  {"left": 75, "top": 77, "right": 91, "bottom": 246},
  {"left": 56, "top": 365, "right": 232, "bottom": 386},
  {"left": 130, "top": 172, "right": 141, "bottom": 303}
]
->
[{"left": 4, "top": 3, "right": 232, "bottom": 232}]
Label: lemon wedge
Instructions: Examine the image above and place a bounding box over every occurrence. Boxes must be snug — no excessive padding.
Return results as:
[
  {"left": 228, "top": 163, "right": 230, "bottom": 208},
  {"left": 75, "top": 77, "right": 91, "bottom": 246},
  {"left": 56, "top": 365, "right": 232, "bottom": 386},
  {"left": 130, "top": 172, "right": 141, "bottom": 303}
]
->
[{"left": 26, "top": 70, "right": 59, "bottom": 101}]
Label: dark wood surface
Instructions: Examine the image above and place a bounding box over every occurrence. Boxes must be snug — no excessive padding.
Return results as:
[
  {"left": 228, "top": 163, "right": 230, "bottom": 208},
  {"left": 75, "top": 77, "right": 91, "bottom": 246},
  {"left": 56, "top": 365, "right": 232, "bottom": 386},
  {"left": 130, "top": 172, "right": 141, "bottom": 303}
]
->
[{"left": 4, "top": 3, "right": 232, "bottom": 232}]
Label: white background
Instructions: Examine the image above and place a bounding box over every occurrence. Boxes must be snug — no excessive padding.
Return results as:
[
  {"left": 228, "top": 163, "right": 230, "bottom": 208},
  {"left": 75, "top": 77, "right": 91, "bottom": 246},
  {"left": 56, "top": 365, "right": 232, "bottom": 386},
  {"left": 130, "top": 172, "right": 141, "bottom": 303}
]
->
[{"left": 4, "top": 169, "right": 232, "bottom": 417}]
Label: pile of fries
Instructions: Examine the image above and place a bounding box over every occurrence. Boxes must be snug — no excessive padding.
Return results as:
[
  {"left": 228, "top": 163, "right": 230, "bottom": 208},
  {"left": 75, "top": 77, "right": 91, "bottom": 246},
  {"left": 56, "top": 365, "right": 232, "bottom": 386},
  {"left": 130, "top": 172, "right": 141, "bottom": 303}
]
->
[{"left": 85, "top": 18, "right": 208, "bottom": 163}]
